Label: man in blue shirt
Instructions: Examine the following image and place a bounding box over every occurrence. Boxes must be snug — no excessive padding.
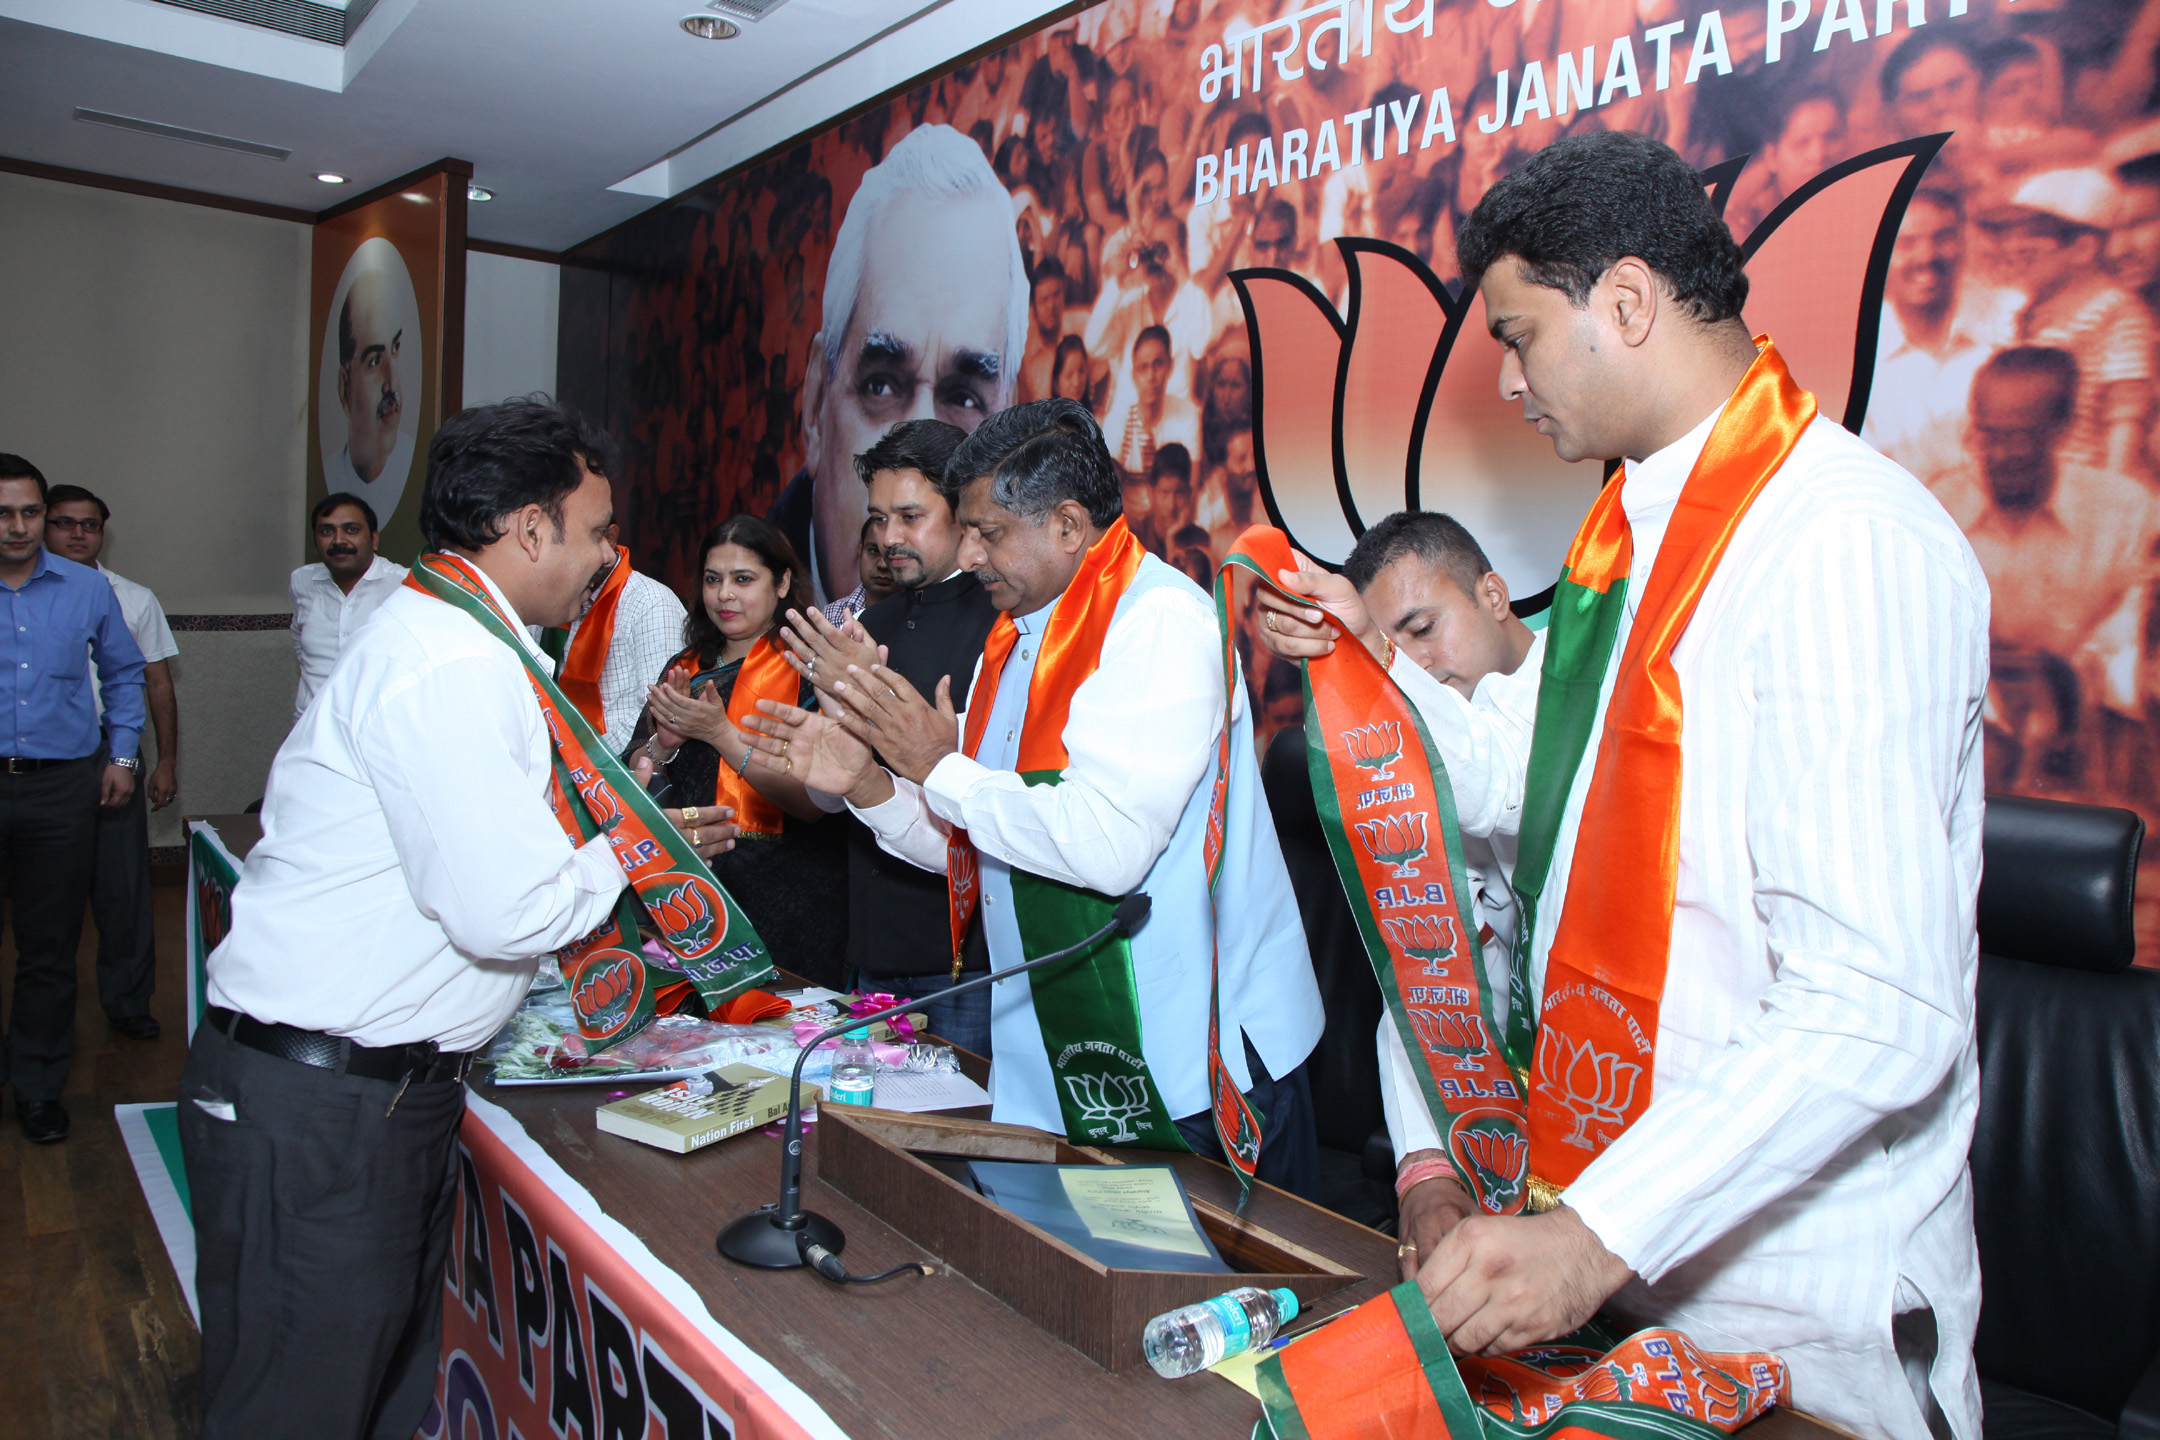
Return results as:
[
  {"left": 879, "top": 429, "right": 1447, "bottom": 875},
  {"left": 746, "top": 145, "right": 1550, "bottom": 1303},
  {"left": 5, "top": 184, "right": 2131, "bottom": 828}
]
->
[{"left": 0, "top": 454, "right": 146, "bottom": 1144}]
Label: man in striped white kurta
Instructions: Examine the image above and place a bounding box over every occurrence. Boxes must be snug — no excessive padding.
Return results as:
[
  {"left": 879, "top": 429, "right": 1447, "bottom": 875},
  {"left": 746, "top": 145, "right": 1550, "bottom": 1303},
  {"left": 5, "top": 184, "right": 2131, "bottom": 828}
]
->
[{"left": 1259, "top": 131, "right": 1989, "bottom": 1440}]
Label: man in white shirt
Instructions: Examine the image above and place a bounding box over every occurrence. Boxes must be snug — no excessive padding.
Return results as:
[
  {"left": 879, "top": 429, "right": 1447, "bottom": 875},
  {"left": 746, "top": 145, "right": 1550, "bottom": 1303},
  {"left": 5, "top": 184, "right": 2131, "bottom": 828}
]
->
[
  {"left": 548, "top": 525, "right": 688, "bottom": 756},
  {"left": 44, "top": 485, "right": 180, "bottom": 1040},
  {"left": 750, "top": 398, "right": 1326, "bottom": 1195},
  {"left": 179, "top": 400, "right": 733, "bottom": 1440},
  {"left": 1257, "top": 132, "right": 1989, "bottom": 1440},
  {"left": 290, "top": 491, "right": 408, "bottom": 721}
]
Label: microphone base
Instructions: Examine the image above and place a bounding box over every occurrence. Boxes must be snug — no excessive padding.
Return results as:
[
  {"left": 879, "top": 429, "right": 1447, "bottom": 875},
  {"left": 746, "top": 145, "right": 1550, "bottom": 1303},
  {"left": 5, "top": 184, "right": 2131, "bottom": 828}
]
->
[{"left": 716, "top": 1205, "right": 845, "bottom": 1269}]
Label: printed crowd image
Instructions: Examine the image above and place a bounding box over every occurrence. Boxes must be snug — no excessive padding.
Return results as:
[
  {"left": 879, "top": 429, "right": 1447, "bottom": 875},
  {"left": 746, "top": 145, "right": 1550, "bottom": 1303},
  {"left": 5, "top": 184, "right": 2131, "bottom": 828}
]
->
[{"left": 558, "top": 0, "right": 2160, "bottom": 956}]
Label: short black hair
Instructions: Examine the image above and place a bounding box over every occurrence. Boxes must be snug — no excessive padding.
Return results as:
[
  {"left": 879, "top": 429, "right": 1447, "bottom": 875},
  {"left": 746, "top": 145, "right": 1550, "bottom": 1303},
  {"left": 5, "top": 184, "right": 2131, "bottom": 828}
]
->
[
  {"left": 1151, "top": 442, "right": 1193, "bottom": 485},
  {"left": 1031, "top": 256, "right": 1068, "bottom": 290},
  {"left": 419, "top": 397, "right": 617, "bottom": 552},
  {"left": 1457, "top": 130, "right": 1748, "bottom": 324},
  {"left": 943, "top": 397, "right": 1122, "bottom": 528},
  {"left": 44, "top": 483, "right": 108, "bottom": 521},
  {"left": 1344, "top": 511, "right": 1495, "bottom": 601},
  {"left": 337, "top": 293, "right": 356, "bottom": 369},
  {"left": 1975, "top": 346, "right": 2078, "bottom": 424},
  {"left": 0, "top": 454, "right": 48, "bottom": 501},
  {"left": 312, "top": 491, "right": 380, "bottom": 532},
  {"left": 1881, "top": 29, "right": 1981, "bottom": 104},
  {"left": 852, "top": 418, "right": 967, "bottom": 494}
]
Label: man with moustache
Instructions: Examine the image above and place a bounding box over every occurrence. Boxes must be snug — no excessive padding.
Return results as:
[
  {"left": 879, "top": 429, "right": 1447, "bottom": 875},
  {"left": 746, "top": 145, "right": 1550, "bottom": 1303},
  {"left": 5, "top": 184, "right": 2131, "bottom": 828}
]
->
[
  {"left": 330, "top": 265, "right": 405, "bottom": 489},
  {"left": 1254, "top": 131, "right": 1989, "bottom": 1440},
  {"left": 292, "top": 493, "right": 409, "bottom": 721},
  {"left": 768, "top": 124, "right": 1029, "bottom": 605},
  {"left": 780, "top": 419, "right": 1001, "bottom": 1053}
]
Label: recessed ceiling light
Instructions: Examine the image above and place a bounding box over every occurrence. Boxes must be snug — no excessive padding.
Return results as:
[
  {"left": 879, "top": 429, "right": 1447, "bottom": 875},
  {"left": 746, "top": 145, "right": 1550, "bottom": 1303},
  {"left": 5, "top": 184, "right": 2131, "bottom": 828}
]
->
[
  {"left": 681, "top": 14, "right": 739, "bottom": 38},
  {"left": 315, "top": 172, "right": 347, "bottom": 183},
  {"left": 467, "top": 185, "right": 494, "bottom": 202}
]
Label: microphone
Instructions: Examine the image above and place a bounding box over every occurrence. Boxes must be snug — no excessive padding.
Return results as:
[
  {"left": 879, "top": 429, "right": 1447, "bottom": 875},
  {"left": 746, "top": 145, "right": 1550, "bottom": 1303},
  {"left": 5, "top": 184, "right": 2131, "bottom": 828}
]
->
[{"left": 716, "top": 892, "right": 1153, "bottom": 1274}]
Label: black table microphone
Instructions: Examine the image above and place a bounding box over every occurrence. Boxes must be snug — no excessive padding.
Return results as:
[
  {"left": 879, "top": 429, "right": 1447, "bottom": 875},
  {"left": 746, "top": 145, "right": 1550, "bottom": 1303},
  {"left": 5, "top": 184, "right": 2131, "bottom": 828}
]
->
[{"left": 716, "top": 892, "right": 1153, "bottom": 1277}]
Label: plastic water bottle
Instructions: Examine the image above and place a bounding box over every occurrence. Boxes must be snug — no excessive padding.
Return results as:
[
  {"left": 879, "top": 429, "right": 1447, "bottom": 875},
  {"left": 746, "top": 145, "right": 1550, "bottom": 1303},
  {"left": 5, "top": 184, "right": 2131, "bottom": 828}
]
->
[
  {"left": 1142, "top": 1286, "right": 1300, "bottom": 1377},
  {"left": 829, "top": 1028, "right": 875, "bottom": 1107}
]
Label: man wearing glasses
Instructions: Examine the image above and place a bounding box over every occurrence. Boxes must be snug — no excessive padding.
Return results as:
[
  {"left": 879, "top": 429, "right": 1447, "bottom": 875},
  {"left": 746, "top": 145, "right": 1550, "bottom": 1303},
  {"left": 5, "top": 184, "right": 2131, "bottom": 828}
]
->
[
  {"left": 45, "top": 484, "right": 179, "bottom": 1042},
  {"left": 0, "top": 455, "right": 145, "bottom": 1144}
]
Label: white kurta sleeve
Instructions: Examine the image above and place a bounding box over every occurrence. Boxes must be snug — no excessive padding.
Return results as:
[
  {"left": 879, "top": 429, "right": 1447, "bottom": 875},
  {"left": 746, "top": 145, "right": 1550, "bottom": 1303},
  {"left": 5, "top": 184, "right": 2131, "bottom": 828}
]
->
[
  {"left": 1379, "top": 1013, "right": 1445, "bottom": 1160},
  {"left": 849, "top": 774, "right": 953, "bottom": 872},
  {"left": 356, "top": 654, "right": 627, "bottom": 962},
  {"left": 921, "top": 585, "right": 1223, "bottom": 897},
  {"left": 1386, "top": 632, "right": 1540, "bottom": 839},
  {"left": 1561, "top": 513, "right": 1988, "bottom": 1283}
]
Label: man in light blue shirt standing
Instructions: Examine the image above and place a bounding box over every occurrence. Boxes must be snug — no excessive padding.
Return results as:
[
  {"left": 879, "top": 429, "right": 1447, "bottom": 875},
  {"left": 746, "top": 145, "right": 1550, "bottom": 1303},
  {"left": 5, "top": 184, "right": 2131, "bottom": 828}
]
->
[{"left": 0, "top": 454, "right": 146, "bottom": 1144}]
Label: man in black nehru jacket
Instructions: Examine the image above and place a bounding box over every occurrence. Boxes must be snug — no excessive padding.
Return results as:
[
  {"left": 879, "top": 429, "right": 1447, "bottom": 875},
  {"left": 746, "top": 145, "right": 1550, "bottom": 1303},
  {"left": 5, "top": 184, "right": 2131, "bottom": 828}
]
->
[{"left": 781, "top": 419, "right": 1001, "bottom": 1054}]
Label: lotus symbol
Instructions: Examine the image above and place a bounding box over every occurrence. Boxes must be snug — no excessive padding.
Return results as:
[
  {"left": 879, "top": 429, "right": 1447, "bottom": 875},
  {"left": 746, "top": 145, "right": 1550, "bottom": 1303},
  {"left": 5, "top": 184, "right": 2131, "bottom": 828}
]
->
[
  {"left": 573, "top": 955, "right": 639, "bottom": 1032},
  {"left": 195, "top": 874, "right": 230, "bottom": 955},
  {"left": 1344, "top": 721, "right": 1403, "bottom": 781},
  {"left": 1381, "top": 913, "right": 1458, "bottom": 974},
  {"left": 649, "top": 878, "right": 718, "bottom": 956},
  {"left": 1355, "top": 811, "right": 1427, "bottom": 878},
  {"left": 1063, "top": 1072, "right": 1152, "bottom": 1143},
  {"left": 577, "top": 770, "right": 625, "bottom": 830},
  {"left": 950, "top": 846, "right": 976, "bottom": 906},
  {"left": 1456, "top": 1126, "right": 1528, "bottom": 1205},
  {"left": 1535, "top": 1032, "right": 1642, "bottom": 1150},
  {"left": 1409, "top": 1007, "right": 1490, "bottom": 1072}
]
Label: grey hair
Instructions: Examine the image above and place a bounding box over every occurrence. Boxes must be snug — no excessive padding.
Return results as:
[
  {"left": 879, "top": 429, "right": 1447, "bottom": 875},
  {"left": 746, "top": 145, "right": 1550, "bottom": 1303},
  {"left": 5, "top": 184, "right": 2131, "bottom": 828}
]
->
[{"left": 819, "top": 124, "right": 1029, "bottom": 399}]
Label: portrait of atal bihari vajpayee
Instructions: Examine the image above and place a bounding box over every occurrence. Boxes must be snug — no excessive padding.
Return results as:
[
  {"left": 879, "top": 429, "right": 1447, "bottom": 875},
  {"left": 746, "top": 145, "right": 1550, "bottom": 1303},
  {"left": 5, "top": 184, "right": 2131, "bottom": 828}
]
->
[
  {"left": 319, "top": 237, "right": 422, "bottom": 520},
  {"left": 769, "top": 123, "right": 1030, "bottom": 603}
]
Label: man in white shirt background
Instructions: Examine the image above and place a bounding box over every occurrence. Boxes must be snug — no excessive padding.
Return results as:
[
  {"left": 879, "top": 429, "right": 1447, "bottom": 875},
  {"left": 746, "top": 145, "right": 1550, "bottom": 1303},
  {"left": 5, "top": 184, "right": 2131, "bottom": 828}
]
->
[
  {"left": 545, "top": 523, "right": 687, "bottom": 756},
  {"left": 1256, "top": 131, "right": 1989, "bottom": 1440},
  {"left": 748, "top": 398, "right": 1327, "bottom": 1196},
  {"left": 44, "top": 484, "right": 179, "bottom": 1041},
  {"left": 290, "top": 491, "right": 408, "bottom": 722},
  {"left": 180, "top": 399, "right": 734, "bottom": 1440}
]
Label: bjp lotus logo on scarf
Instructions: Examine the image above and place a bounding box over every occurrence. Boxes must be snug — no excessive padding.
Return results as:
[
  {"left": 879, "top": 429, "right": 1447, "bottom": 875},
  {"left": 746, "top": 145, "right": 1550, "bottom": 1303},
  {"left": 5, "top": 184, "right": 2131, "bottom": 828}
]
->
[
  {"left": 1450, "top": 1115, "right": 1528, "bottom": 1210},
  {"left": 646, "top": 874, "right": 726, "bottom": 959},
  {"left": 1356, "top": 811, "right": 1428, "bottom": 878},
  {"left": 571, "top": 949, "right": 644, "bottom": 1039},
  {"left": 1343, "top": 721, "right": 1403, "bottom": 781},
  {"left": 576, "top": 769, "right": 625, "bottom": 830},
  {"left": 1410, "top": 1006, "right": 1491, "bottom": 1073},
  {"left": 950, "top": 846, "right": 977, "bottom": 906},
  {"left": 1229, "top": 139, "right": 1946, "bottom": 585},
  {"left": 1382, "top": 913, "right": 1458, "bottom": 974},
  {"left": 1535, "top": 1030, "right": 1642, "bottom": 1150},
  {"left": 1064, "top": 1072, "right": 1153, "bottom": 1144}
]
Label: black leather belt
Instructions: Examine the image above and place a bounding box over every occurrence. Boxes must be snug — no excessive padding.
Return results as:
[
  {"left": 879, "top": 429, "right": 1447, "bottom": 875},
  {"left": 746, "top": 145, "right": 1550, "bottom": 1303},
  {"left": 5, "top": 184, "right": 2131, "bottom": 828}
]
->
[
  {"left": 207, "top": 1006, "right": 478, "bottom": 1085},
  {"left": 0, "top": 754, "right": 93, "bottom": 774}
]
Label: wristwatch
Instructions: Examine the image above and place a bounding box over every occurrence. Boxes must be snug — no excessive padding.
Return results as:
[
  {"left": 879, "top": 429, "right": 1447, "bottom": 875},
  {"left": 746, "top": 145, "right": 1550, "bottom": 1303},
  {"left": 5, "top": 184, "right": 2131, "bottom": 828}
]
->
[{"left": 109, "top": 756, "right": 139, "bottom": 771}]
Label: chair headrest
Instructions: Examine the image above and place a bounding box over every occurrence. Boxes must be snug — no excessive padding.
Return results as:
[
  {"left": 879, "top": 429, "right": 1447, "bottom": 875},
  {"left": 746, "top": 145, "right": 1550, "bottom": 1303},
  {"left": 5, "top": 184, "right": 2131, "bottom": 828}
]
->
[{"left": 1978, "top": 795, "right": 2144, "bottom": 973}]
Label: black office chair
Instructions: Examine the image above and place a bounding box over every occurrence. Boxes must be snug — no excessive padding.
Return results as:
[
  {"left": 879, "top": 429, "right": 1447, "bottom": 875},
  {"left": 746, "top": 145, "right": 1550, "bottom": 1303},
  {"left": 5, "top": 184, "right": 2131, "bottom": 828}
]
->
[
  {"left": 1970, "top": 795, "right": 2159, "bottom": 1440},
  {"left": 1262, "top": 724, "right": 1395, "bottom": 1228}
]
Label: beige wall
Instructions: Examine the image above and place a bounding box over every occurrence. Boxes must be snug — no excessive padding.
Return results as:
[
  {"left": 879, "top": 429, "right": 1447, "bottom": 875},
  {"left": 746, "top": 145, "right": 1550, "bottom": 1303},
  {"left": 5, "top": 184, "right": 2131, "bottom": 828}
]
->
[{"left": 0, "top": 170, "right": 311, "bottom": 844}]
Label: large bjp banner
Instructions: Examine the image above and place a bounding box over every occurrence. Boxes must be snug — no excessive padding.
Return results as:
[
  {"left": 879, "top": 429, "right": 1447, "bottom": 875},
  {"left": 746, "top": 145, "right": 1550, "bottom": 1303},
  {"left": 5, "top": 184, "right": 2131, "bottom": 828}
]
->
[{"left": 563, "top": 0, "right": 2160, "bottom": 957}]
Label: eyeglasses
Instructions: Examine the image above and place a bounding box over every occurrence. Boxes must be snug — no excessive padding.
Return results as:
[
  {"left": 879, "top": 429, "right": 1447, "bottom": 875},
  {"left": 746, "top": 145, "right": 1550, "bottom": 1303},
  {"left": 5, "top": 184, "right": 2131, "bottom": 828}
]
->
[{"left": 47, "top": 517, "right": 103, "bottom": 533}]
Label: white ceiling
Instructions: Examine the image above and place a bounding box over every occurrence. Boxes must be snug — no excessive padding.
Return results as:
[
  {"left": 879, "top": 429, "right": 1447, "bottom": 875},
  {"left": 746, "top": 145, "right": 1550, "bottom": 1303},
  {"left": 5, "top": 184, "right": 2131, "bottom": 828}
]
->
[{"left": 0, "top": 0, "right": 1070, "bottom": 252}]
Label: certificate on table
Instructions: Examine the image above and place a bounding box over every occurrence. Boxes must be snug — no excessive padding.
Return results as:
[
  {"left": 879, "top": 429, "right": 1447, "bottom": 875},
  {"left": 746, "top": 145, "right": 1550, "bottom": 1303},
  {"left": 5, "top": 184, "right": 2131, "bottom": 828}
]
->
[{"left": 967, "top": 1161, "right": 1232, "bottom": 1273}]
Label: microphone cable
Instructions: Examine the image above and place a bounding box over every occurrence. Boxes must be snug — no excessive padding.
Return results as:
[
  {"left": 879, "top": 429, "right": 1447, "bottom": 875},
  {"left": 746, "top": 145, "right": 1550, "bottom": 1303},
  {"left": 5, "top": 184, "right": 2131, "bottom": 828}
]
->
[{"left": 799, "top": 1240, "right": 934, "bottom": 1286}]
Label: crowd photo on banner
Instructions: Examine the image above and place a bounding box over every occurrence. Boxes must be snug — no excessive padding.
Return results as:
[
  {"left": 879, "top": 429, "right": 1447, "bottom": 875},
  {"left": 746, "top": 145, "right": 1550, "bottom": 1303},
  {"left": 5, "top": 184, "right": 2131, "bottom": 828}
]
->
[{"left": 561, "top": 0, "right": 2160, "bottom": 956}]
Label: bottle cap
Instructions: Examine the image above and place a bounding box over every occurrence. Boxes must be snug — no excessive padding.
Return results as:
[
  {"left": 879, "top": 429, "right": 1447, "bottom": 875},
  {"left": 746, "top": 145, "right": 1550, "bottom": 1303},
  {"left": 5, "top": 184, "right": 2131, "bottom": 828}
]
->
[{"left": 1270, "top": 1287, "right": 1300, "bottom": 1321}]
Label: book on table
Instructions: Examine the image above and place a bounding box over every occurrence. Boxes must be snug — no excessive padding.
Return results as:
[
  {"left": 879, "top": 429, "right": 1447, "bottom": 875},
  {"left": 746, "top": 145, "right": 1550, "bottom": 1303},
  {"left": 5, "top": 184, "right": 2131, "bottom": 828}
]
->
[{"left": 595, "top": 1063, "right": 819, "bottom": 1154}]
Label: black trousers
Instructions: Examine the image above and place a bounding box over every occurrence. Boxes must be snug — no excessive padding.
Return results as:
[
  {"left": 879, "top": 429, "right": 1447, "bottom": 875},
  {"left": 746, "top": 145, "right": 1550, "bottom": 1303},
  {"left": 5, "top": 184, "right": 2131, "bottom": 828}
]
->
[
  {"left": 179, "top": 1020, "right": 466, "bottom": 1440},
  {"left": 1175, "top": 1034, "right": 1323, "bottom": 1202},
  {"left": 91, "top": 766, "right": 156, "bottom": 1020},
  {"left": 0, "top": 757, "right": 98, "bottom": 1104}
]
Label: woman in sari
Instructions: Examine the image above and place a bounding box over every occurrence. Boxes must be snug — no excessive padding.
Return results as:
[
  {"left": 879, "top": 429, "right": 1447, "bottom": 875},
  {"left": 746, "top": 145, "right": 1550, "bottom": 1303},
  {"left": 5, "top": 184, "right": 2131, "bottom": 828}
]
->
[{"left": 631, "top": 515, "right": 846, "bottom": 988}]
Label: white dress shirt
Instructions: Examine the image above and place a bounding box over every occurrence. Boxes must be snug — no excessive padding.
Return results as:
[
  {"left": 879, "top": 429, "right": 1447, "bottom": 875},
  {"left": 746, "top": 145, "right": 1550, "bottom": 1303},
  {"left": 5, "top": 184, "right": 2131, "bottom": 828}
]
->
[
  {"left": 851, "top": 555, "right": 1323, "bottom": 1130},
  {"left": 562, "top": 566, "right": 687, "bottom": 755},
  {"left": 212, "top": 562, "right": 625, "bottom": 1053},
  {"left": 1376, "top": 631, "right": 1543, "bottom": 1161},
  {"left": 1392, "top": 408, "right": 1990, "bottom": 1440},
  {"left": 291, "top": 555, "right": 410, "bottom": 721},
  {"left": 90, "top": 564, "right": 179, "bottom": 718}
]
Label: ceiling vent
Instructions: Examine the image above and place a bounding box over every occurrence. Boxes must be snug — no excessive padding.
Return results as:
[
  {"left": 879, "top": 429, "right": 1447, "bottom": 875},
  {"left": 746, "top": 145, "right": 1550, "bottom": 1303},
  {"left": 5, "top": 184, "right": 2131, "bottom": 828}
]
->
[
  {"left": 703, "top": 0, "right": 794, "bottom": 23},
  {"left": 73, "top": 108, "right": 291, "bottom": 161},
  {"left": 151, "top": 0, "right": 383, "bottom": 46}
]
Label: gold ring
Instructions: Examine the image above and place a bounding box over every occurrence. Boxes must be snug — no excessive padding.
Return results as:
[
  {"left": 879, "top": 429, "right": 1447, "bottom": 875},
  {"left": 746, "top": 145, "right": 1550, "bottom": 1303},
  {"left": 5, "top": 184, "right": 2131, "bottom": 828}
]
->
[
  {"left": 1265, "top": 611, "right": 1278, "bottom": 632},
  {"left": 1397, "top": 1241, "right": 1417, "bottom": 1260},
  {"left": 783, "top": 756, "right": 794, "bottom": 776},
  {"left": 782, "top": 739, "right": 792, "bottom": 755},
  {"left": 690, "top": 826, "right": 701, "bottom": 846},
  {"left": 683, "top": 806, "right": 699, "bottom": 824}
]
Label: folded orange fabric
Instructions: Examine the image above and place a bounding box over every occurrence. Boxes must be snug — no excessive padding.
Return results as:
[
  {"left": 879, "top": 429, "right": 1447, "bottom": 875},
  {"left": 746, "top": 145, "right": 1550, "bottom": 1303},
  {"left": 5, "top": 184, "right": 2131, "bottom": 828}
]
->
[{"left": 708, "top": 989, "right": 791, "bottom": 1025}]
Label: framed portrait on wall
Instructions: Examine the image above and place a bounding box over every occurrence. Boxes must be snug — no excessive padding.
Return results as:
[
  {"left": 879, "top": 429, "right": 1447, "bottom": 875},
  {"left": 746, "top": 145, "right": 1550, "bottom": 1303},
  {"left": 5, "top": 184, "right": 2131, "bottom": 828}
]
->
[{"left": 306, "top": 160, "right": 468, "bottom": 566}]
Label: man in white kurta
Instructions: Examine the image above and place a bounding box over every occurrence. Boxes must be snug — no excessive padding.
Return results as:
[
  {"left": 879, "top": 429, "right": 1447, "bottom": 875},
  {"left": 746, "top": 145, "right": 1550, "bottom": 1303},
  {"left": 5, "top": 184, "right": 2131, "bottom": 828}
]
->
[{"left": 1257, "top": 131, "right": 1989, "bottom": 1440}]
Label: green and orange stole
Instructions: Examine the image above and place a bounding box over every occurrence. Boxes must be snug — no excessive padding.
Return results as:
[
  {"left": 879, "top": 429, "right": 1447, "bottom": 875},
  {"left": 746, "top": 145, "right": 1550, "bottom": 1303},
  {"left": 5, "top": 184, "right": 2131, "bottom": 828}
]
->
[
  {"left": 661, "top": 634, "right": 799, "bottom": 839},
  {"left": 1231, "top": 340, "right": 1814, "bottom": 1437},
  {"left": 945, "top": 518, "right": 1269, "bottom": 1196},
  {"left": 553, "top": 544, "right": 634, "bottom": 729},
  {"left": 407, "top": 554, "right": 775, "bottom": 1051}
]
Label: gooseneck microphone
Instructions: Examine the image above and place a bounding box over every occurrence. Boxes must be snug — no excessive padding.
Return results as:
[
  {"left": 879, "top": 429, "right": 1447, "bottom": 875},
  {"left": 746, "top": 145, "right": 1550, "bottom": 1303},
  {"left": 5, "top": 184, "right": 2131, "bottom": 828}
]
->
[{"left": 716, "top": 893, "right": 1153, "bottom": 1277}]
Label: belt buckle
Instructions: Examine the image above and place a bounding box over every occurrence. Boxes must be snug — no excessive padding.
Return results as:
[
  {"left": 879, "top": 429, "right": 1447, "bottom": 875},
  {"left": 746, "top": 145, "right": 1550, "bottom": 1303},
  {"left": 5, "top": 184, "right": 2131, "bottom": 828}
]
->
[{"left": 2, "top": 757, "right": 24, "bottom": 775}]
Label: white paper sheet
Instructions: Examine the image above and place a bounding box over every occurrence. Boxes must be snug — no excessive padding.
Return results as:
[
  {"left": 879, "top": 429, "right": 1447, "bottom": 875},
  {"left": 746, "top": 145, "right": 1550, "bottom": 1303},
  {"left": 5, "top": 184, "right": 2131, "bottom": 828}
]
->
[{"left": 864, "top": 1070, "right": 992, "bottom": 1113}]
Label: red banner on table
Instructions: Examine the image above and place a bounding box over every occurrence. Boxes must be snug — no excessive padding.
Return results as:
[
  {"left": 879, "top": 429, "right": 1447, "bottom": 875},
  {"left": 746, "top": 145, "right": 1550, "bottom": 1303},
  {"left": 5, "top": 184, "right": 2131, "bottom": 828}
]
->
[{"left": 424, "top": 1093, "right": 846, "bottom": 1440}]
